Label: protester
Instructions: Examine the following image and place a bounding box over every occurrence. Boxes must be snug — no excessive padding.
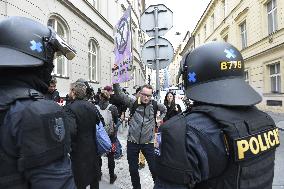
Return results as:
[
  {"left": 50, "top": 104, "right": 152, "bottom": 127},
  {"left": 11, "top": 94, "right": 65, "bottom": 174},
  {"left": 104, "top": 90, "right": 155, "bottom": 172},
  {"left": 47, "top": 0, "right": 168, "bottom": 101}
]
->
[
  {"left": 154, "top": 42, "right": 280, "bottom": 189},
  {"left": 163, "top": 91, "right": 182, "bottom": 122},
  {"left": 65, "top": 82, "right": 100, "bottom": 189},
  {"left": 46, "top": 76, "right": 60, "bottom": 102},
  {"left": 0, "top": 16, "right": 76, "bottom": 189},
  {"left": 96, "top": 90, "right": 119, "bottom": 184},
  {"left": 113, "top": 83, "right": 167, "bottom": 189}
]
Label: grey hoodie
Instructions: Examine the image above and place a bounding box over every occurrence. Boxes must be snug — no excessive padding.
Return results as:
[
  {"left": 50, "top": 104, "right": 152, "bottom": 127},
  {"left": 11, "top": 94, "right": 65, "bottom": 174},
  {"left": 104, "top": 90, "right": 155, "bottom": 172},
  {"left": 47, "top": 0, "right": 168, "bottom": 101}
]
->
[{"left": 113, "top": 84, "right": 166, "bottom": 144}]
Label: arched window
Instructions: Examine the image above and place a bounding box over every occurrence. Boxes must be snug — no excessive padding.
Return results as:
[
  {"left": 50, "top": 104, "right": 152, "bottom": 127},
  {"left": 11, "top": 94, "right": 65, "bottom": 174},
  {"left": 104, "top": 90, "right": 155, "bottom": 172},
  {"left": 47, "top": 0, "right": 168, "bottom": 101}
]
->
[
  {"left": 47, "top": 17, "right": 69, "bottom": 77},
  {"left": 88, "top": 40, "right": 99, "bottom": 81}
]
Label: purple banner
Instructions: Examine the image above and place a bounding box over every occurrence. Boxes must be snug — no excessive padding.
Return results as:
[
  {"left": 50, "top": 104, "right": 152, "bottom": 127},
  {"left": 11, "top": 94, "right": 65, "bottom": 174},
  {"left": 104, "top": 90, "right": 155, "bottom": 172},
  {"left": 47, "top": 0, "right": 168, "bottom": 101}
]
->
[{"left": 112, "top": 6, "right": 133, "bottom": 83}]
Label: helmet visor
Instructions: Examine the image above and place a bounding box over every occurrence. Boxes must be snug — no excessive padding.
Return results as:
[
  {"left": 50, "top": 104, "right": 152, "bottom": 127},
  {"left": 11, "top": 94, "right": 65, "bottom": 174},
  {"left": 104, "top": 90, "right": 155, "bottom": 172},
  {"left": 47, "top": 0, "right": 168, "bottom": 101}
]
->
[
  {"left": 48, "top": 27, "right": 76, "bottom": 60},
  {"left": 186, "top": 77, "right": 262, "bottom": 106}
]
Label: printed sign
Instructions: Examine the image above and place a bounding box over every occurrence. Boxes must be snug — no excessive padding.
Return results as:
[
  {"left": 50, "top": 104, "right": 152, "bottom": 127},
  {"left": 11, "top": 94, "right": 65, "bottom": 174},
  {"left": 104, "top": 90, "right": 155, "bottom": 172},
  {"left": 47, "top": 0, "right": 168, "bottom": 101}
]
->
[{"left": 112, "top": 7, "right": 133, "bottom": 83}]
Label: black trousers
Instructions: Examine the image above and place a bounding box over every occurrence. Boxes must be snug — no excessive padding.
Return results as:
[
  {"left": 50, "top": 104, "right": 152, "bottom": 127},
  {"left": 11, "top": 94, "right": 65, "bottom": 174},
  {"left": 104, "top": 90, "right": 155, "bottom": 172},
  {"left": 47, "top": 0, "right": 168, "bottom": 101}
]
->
[
  {"left": 77, "top": 178, "right": 99, "bottom": 189},
  {"left": 99, "top": 134, "right": 116, "bottom": 178},
  {"left": 127, "top": 141, "right": 156, "bottom": 189}
]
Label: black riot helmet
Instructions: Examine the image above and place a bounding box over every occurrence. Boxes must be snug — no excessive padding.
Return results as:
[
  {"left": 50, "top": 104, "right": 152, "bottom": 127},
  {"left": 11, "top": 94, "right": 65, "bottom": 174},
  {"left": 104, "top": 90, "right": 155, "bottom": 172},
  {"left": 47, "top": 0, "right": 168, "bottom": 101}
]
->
[
  {"left": 0, "top": 16, "right": 76, "bottom": 67},
  {"left": 183, "top": 41, "right": 261, "bottom": 106}
]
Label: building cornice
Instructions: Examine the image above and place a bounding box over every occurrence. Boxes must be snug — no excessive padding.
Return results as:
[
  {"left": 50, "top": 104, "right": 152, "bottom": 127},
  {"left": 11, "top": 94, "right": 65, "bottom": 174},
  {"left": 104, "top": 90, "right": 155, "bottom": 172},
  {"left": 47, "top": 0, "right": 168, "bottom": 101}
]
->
[
  {"left": 220, "top": 25, "right": 229, "bottom": 36},
  {"left": 243, "top": 28, "right": 284, "bottom": 61},
  {"left": 58, "top": 0, "right": 114, "bottom": 43},
  {"left": 192, "top": 0, "right": 215, "bottom": 35},
  {"left": 193, "top": 0, "right": 245, "bottom": 35},
  {"left": 180, "top": 36, "right": 194, "bottom": 56},
  {"left": 234, "top": 7, "right": 249, "bottom": 22},
  {"left": 244, "top": 42, "right": 284, "bottom": 61}
]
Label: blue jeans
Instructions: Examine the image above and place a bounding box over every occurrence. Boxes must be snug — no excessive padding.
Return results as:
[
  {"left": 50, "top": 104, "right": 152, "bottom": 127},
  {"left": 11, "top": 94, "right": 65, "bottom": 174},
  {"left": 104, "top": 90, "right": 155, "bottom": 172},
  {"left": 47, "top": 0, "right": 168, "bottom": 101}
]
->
[{"left": 127, "top": 141, "right": 156, "bottom": 189}]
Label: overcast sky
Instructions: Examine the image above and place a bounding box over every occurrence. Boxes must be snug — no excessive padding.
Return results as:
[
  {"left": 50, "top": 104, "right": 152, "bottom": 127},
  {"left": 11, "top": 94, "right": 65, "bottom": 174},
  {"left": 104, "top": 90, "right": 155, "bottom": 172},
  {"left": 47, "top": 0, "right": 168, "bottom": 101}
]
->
[{"left": 144, "top": 0, "right": 211, "bottom": 48}]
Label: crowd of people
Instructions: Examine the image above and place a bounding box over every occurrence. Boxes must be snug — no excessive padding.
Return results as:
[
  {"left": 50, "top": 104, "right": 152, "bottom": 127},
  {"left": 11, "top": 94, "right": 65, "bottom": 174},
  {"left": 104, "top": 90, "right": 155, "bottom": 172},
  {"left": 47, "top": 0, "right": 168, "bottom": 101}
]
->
[{"left": 0, "top": 16, "right": 280, "bottom": 189}]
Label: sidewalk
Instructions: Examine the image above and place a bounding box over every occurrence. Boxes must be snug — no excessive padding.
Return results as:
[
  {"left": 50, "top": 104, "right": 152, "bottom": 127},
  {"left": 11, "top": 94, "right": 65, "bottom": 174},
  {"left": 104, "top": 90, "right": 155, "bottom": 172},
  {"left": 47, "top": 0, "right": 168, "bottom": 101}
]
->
[
  {"left": 99, "top": 180, "right": 120, "bottom": 189},
  {"left": 97, "top": 124, "right": 154, "bottom": 189}
]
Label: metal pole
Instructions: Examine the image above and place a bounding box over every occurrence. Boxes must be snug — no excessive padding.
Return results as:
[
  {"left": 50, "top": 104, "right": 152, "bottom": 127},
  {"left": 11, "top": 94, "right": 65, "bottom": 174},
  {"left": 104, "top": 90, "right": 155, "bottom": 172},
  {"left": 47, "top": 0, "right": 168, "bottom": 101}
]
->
[{"left": 154, "top": 6, "right": 160, "bottom": 101}]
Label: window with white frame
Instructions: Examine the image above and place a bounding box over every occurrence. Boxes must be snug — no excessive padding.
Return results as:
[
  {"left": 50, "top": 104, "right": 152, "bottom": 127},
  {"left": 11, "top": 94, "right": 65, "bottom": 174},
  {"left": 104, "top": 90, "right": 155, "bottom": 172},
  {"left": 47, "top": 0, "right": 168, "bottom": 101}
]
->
[
  {"left": 88, "top": 40, "right": 99, "bottom": 82},
  {"left": 204, "top": 25, "right": 207, "bottom": 39},
  {"left": 223, "top": 35, "right": 228, "bottom": 42},
  {"left": 269, "top": 62, "right": 281, "bottom": 93},
  {"left": 267, "top": 0, "right": 277, "bottom": 34},
  {"left": 244, "top": 70, "right": 249, "bottom": 83},
  {"left": 223, "top": 0, "right": 228, "bottom": 17},
  {"left": 48, "top": 18, "right": 68, "bottom": 77},
  {"left": 240, "top": 21, "right": 247, "bottom": 49},
  {"left": 198, "top": 34, "right": 201, "bottom": 45},
  {"left": 211, "top": 14, "right": 215, "bottom": 31}
]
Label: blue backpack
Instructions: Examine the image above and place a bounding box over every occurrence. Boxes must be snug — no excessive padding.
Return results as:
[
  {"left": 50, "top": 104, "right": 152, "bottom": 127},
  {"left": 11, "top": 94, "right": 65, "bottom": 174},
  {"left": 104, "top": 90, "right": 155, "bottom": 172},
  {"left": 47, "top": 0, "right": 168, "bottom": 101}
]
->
[{"left": 95, "top": 108, "right": 112, "bottom": 156}]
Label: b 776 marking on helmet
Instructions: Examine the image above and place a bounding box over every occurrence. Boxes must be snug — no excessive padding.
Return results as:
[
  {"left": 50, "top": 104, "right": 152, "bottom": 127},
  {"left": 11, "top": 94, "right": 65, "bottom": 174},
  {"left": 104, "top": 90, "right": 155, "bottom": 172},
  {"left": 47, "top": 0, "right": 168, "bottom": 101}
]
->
[
  {"left": 224, "top": 49, "right": 236, "bottom": 59},
  {"left": 30, "top": 40, "right": 43, "bottom": 53},
  {"left": 188, "top": 72, "right": 196, "bottom": 83},
  {"left": 220, "top": 61, "right": 242, "bottom": 70}
]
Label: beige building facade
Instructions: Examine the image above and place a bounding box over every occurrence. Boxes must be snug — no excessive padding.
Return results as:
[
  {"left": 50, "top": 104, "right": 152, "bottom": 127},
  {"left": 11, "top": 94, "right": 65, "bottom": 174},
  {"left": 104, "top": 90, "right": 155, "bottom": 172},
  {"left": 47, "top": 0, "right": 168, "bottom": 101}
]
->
[
  {"left": 182, "top": 0, "right": 284, "bottom": 112},
  {"left": 0, "top": 0, "right": 146, "bottom": 96}
]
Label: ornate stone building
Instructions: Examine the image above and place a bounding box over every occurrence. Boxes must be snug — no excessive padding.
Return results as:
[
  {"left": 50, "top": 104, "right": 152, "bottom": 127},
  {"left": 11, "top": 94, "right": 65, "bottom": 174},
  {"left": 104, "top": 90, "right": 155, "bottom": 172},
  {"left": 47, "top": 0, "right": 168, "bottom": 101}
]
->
[{"left": 0, "top": 0, "right": 146, "bottom": 96}]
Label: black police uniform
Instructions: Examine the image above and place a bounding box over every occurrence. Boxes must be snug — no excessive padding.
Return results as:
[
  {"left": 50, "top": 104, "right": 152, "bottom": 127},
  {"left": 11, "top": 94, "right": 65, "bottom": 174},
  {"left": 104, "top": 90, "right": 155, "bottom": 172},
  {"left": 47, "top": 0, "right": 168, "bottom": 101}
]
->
[
  {"left": 0, "top": 16, "right": 77, "bottom": 189},
  {"left": 154, "top": 42, "right": 280, "bottom": 189}
]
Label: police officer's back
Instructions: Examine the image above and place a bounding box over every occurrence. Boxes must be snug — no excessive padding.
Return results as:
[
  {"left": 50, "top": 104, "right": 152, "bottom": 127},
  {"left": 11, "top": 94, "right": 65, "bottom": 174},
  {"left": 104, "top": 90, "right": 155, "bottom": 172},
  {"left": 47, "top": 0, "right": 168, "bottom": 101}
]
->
[
  {"left": 0, "top": 16, "right": 77, "bottom": 189},
  {"left": 154, "top": 42, "right": 280, "bottom": 189}
]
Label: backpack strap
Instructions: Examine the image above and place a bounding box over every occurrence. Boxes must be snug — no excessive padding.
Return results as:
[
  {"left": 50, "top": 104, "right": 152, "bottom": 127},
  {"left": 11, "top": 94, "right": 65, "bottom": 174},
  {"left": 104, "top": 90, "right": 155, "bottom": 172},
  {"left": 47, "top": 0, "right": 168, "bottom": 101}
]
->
[
  {"left": 129, "top": 100, "right": 139, "bottom": 119},
  {"left": 94, "top": 106, "right": 105, "bottom": 125},
  {"left": 106, "top": 104, "right": 112, "bottom": 111},
  {"left": 152, "top": 100, "right": 158, "bottom": 123}
]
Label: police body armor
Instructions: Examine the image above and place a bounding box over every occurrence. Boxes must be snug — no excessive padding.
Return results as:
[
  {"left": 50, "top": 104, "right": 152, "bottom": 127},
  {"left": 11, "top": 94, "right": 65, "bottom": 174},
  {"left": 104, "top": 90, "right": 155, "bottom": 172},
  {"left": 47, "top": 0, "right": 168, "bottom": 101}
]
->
[
  {"left": 0, "top": 87, "right": 70, "bottom": 189},
  {"left": 156, "top": 105, "right": 280, "bottom": 189}
]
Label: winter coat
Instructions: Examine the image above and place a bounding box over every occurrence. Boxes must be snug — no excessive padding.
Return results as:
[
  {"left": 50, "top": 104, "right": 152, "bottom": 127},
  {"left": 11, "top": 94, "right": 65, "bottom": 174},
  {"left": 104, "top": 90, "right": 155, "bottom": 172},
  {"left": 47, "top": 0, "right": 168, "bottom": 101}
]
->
[
  {"left": 113, "top": 83, "right": 167, "bottom": 144},
  {"left": 163, "top": 103, "right": 182, "bottom": 122}
]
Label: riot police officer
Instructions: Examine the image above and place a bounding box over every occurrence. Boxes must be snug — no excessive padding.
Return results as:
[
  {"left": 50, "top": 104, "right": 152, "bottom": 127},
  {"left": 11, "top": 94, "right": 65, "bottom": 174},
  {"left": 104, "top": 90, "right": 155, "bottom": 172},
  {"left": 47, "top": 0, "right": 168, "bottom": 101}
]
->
[
  {"left": 154, "top": 42, "right": 280, "bottom": 189},
  {"left": 0, "top": 16, "right": 77, "bottom": 189}
]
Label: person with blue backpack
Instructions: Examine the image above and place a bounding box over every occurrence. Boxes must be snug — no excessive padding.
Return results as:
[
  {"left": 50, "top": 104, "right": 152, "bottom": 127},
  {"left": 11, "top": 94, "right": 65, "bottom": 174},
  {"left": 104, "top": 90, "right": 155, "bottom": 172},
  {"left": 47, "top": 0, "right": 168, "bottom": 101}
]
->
[{"left": 96, "top": 90, "right": 119, "bottom": 184}]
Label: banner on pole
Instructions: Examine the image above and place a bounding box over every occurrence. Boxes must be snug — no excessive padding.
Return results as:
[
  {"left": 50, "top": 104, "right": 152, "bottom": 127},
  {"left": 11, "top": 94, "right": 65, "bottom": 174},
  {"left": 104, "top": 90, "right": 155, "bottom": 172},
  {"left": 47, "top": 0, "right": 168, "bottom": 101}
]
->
[{"left": 112, "top": 6, "right": 133, "bottom": 83}]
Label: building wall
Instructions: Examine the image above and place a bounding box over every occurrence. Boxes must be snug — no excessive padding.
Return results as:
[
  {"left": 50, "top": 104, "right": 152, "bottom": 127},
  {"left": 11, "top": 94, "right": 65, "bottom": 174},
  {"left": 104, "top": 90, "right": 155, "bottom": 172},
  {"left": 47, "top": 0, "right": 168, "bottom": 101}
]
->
[
  {"left": 0, "top": 0, "right": 146, "bottom": 96},
  {"left": 184, "top": 0, "right": 284, "bottom": 112},
  {"left": 169, "top": 45, "right": 183, "bottom": 86}
]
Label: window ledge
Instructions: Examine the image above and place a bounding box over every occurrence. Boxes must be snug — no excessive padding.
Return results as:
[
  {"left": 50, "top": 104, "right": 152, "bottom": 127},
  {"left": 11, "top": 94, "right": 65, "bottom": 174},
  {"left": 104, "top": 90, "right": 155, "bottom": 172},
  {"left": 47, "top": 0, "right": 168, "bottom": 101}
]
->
[
  {"left": 52, "top": 74, "right": 69, "bottom": 79},
  {"left": 263, "top": 93, "right": 284, "bottom": 97},
  {"left": 89, "top": 81, "right": 100, "bottom": 84}
]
